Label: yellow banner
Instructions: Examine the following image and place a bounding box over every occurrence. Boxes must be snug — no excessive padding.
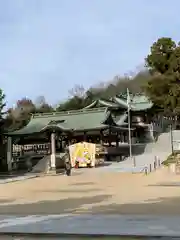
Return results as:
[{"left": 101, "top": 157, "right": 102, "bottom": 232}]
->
[{"left": 69, "top": 142, "right": 96, "bottom": 167}]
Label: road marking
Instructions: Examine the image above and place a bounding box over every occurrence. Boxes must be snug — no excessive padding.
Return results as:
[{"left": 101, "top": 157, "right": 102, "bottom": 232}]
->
[{"left": 0, "top": 214, "right": 72, "bottom": 228}]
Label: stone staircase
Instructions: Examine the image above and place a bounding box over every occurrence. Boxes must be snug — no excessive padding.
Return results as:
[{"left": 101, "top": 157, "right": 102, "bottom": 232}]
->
[
  {"left": 138, "top": 131, "right": 171, "bottom": 168},
  {"left": 122, "top": 129, "right": 172, "bottom": 173},
  {"left": 31, "top": 155, "right": 50, "bottom": 173},
  {"left": 144, "top": 131, "right": 171, "bottom": 154}
]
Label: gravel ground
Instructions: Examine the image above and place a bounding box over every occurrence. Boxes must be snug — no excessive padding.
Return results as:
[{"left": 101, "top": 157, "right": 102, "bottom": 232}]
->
[{"left": 0, "top": 167, "right": 178, "bottom": 216}]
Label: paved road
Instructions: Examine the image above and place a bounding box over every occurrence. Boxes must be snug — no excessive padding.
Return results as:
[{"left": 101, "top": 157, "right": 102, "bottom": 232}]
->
[{"left": 0, "top": 214, "right": 179, "bottom": 238}]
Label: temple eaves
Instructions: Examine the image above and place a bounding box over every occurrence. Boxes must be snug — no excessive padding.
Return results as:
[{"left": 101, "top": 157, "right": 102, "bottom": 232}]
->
[{"left": 5, "top": 108, "right": 129, "bottom": 136}]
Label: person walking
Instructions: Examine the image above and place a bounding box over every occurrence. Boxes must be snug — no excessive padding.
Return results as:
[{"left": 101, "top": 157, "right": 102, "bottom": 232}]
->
[{"left": 64, "top": 148, "right": 71, "bottom": 176}]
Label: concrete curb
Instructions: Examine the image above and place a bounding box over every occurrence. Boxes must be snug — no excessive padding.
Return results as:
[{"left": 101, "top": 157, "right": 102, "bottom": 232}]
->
[{"left": 0, "top": 175, "right": 39, "bottom": 184}]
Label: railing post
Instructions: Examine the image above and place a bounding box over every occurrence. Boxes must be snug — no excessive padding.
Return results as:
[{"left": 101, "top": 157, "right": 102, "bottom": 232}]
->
[
  {"left": 154, "top": 160, "right": 156, "bottom": 170},
  {"left": 133, "top": 156, "right": 136, "bottom": 167},
  {"left": 158, "top": 158, "right": 161, "bottom": 167},
  {"left": 149, "top": 164, "right": 152, "bottom": 172}
]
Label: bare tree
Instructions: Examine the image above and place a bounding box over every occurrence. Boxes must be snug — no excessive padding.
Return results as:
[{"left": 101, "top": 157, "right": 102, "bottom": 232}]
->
[
  {"left": 68, "top": 84, "right": 85, "bottom": 98},
  {"left": 34, "top": 96, "right": 46, "bottom": 108}
]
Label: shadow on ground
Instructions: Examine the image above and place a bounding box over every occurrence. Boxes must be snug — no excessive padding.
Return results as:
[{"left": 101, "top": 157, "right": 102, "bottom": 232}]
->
[
  {"left": 35, "top": 188, "right": 101, "bottom": 193},
  {"left": 1, "top": 195, "right": 180, "bottom": 216},
  {"left": 95, "top": 162, "right": 112, "bottom": 168},
  {"left": 0, "top": 194, "right": 111, "bottom": 215},
  {"left": 148, "top": 182, "right": 180, "bottom": 187},
  {"left": 70, "top": 182, "right": 95, "bottom": 186},
  {"left": 0, "top": 174, "right": 28, "bottom": 179},
  {"left": 86, "top": 196, "right": 180, "bottom": 215},
  {"left": 0, "top": 199, "right": 15, "bottom": 204}
]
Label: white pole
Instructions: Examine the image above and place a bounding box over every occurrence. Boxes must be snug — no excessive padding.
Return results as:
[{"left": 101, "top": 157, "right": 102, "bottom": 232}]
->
[
  {"left": 127, "top": 89, "right": 133, "bottom": 166},
  {"left": 7, "top": 137, "right": 12, "bottom": 172},
  {"left": 128, "top": 105, "right": 132, "bottom": 160},
  {"left": 50, "top": 132, "right": 56, "bottom": 170},
  {"left": 170, "top": 124, "right": 174, "bottom": 155}
]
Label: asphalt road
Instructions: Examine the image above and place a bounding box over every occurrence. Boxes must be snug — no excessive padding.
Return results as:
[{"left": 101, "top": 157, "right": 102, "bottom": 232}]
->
[
  {"left": 0, "top": 193, "right": 180, "bottom": 216},
  {"left": 0, "top": 215, "right": 179, "bottom": 238}
]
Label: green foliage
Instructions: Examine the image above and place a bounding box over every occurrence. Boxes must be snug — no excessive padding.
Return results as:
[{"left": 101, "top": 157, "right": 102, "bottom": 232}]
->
[
  {"left": 34, "top": 96, "right": 54, "bottom": 113},
  {"left": 56, "top": 72, "right": 149, "bottom": 111},
  {"left": 145, "top": 37, "right": 180, "bottom": 115},
  {"left": 35, "top": 103, "right": 54, "bottom": 113},
  {"left": 0, "top": 89, "right": 5, "bottom": 119},
  {"left": 6, "top": 97, "right": 54, "bottom": 131},
  {"left": 145, "top": 37, "right": 176, "bottom": 75},
  {"left": 162, "top": 151, "right": 180, "bottom": 166},
  {"left": 0, "top": 89, "right": 6, "bottom": 171},
  {"left": 57, "top": 96, "right": 85, "bottom": 111}
]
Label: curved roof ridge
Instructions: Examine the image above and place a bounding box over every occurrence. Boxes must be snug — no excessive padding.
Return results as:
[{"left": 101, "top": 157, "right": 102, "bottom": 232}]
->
[
  {"left": 83, "top": 100, "right": 98, "bottom": 109},
  {"left": 32, "top": 107, "right": 107, "bottom": 119}
]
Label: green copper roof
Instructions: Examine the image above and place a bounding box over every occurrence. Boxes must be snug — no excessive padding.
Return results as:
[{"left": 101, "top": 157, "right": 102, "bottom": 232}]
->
[
  {"left": 129, "top": 95, "right": 153, "bottom": 111},
  {"left": 7, "top": 108, "right": 128, "bottom": 136},
  {"left": 83, "top": 100, "right": 120, "bottom": 109},
  {"left": 83, "top": 94, "right": 153, "bottom": 111}
]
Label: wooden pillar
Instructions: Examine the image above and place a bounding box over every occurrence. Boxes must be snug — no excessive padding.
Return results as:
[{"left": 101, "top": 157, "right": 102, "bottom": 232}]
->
[
  {"left": 56, "top": 133, "right": 62, "bottom": 151},
  {"left": 68, "top": 133, "right": 72, "bottom": 146},
  {"left": 50, "top": 132, "right": 56, "bottom": 170},
  {"left": 119, "top": 132, "right": 122, "bottom": 143},
  {"left": 21, "top": 145, "right": 24, "bottom": 156},
  {"left": 123, "top": 132, "right": 125, "bottom": 142},
  {"left": 108, "top": 128, "right": 111, "bottom": 146},
  {"left": 7, "top": 137, "right": 12, "bottom": 172},
  {"left": 100, "top": 130, "right": 103, "bottom": 145},
  {"left": 83, "top": 132, "right": 87, "bottom": 142},
  {"left": 60, "top": 135, "right": 63, "bottom": 151},
  {"left": 116, "top": 133, "right": 119, "bottom": 147}
]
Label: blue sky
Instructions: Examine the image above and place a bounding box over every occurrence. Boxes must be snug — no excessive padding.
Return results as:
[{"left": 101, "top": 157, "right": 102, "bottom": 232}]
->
[{"left": 0, "top": 0, "right": 180, "bottom": 108}]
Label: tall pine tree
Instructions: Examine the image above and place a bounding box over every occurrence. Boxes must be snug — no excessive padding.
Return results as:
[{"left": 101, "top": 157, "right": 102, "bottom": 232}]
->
[
  {"left": 0, "top": 88, "right": 5, "bottom": 120},
  {"left": 145, "top": 37, "right": 180, "bottom": 115}
]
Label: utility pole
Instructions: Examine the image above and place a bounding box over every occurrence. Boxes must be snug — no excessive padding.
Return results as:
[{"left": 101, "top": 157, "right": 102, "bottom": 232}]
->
[
  {"left": 170, "top": 124, "right": 174, "bottom": 155},
  {"left": 127, "top": 88, "right": 134, "bottom": 166}
]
